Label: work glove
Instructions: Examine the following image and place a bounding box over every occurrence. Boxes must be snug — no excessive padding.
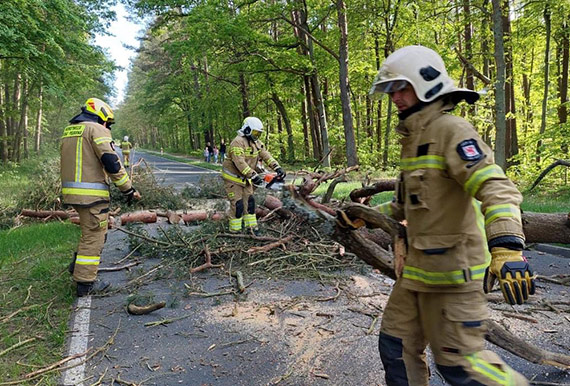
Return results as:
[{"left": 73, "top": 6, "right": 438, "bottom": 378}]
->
[
  {"left": 484, "top": 247, "right": 535, "bottom": 305},
  {"left": 251, "top": 174, "right": 263, "bottom": 187},
  {"left": 123, "top": 187, "right": 140, "bottom": 205},
  {"left": 275, "top": 167, "right": 286, "bottom": 179}
]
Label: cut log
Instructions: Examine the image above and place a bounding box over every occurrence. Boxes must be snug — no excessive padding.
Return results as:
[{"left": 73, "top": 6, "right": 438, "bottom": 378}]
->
[
  {"left": 20, "top": 209, "right": 77, "bottom": 219},
  {"left": 127, "top": 302, "right": 166, "bottom": 315},
  {"left": 121, "top": 211, "right": 157, "bottom": 225},
  {"left": 262, "top": 194, "right": 292, "bottom": 218}
]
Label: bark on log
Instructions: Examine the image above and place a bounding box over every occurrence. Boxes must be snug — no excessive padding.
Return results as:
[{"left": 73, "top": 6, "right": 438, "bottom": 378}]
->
[
  {"left": 20, "top": 209, "right": 77, "bottom": 219},
  {"left": 523, "top": 211, "right": 570, "bottom": 243},
  {"left": 127, "top": 302, "right": 166, "bottom": 315},
  {"left": 349, "top": 179, "right": 397, "bottom": 202},
  {"left": 262, "top": 194, "right": 292, "bottom": 218},
  {"left": 121, "top": 212, "right": 157, "bottom": 225}
]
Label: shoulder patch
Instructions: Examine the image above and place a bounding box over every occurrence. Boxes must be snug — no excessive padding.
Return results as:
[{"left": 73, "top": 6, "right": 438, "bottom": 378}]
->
[{"left": 456, "top": 139, "right": 483, "bottom": 161}]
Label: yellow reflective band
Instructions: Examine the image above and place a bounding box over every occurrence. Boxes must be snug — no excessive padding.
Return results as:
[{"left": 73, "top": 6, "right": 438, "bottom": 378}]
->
[
  {"left": 403, "top": 266, "right": 466, "bottom": 285},
  {"left": 62, "top": 124, "right": 85, "bottom": 138},
  {"left": 484, "top": 204, "right": 520, "bottom": 226},
  {"left": 464, "top": 165, "right": 505, "bottom": 196},
  {"left": 242, "top": 166, "right": 253, "bottom": 175},
  {"left": 245, "top": 150, "right": 260, "bottom": 157},
  {"left": 99, "top": 220, "right": 108, "bottom": 228},
  {"left": 75, "top": 137, "right": 83, "bottom": 182},
  {"left": 400, "top": 155, "right": 446, "bottom": 171},
  {"left": 123, "top": 150, "right": 130, "bottom": 153},
  {"left": 465, "top": 354, "right": 511, "bottom": 385},
  {"left": 243, "top": 214, "right": 257, "bottom": 228},
  {"left": 377, "top": 201, "right": 393, "bottom": 216},
  {"left": 231, "top": 147, "right": 245, "bottom": 156},
  {"left": 94, "top": 136, "right": 112, "bottom": 144},
  {"left": 229, "top": 218, "right": 243, "bottom": 231},
  {"left": 76, "top": 255, "right": 100, "bottom": 266},
  {"left": 267, "top": 157, "right": 278, "bottom": 166},
  {"left": 472, "top": 199, "right": 492, "bottom": 264},
  {"left": 222, "top": 171, "right": 246, "bottom": 185},
  {"left": 62, "top": 188, "right": 110, "bottom": 198},
  {"left": 402, "top": 263, "right": 488, "bottom": 285},
  {"left": 115, "top": 174, "right": 129, "bottom": 187}
]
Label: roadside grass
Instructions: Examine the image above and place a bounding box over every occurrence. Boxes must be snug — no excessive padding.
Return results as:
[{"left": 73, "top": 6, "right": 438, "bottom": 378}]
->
[
  {"left": 0, "top": 221, "right": 78, "bottom": 384},
  {"left": 521, "top": 187, "right": 570, "bottom": 213}
]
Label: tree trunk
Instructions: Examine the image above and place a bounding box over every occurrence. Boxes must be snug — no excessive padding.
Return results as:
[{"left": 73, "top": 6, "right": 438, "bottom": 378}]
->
[
  {"left": 34, "top": 83, "right": 43, "bottom": 154},
  {"left": 502, "top": 0, "right": 518, "bottom": 164},
  {"left": 310, "top": 73, "right": 330, "bottom": 167},
  {"left": 304, "top": 75, "right": 321, "bottom": 160},
  {"left": 492, "top": 0, "right": 507, "bottom": 169},
  {"left": 239, "top": 73, "right": 250, "bottom": 118},
  {"left": 300, "top": 82, "right": 310, "bottom": 159},
  {"left": 0, "top": 79, "right": 7, "bottom": 162},
  {"left": 558, "top": 18, "right": 569, "bottom": 153},
  {"left": 537, "top": 4, "right": 551, "bottom": 163},
  {"left": 382, "top": 100, "right": 393, "bottom": 169}
]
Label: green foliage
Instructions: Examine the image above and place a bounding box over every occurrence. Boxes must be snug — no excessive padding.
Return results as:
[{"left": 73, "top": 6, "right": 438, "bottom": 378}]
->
[{"left": 0, "top": 222, "right": 79, "bottom": 384}]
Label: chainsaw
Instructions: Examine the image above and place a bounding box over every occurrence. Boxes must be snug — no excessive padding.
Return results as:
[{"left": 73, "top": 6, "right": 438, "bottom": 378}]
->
[{"left": 255, "top": 172, "right": 285, "bottom": 190}]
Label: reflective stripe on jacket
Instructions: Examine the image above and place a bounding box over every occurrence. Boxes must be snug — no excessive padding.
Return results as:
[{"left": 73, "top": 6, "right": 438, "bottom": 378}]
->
[
  {"left": 120, "top": 141, "right": 132, "bottom": 153},
  {"left": 61, "top": 122, "right": 132, "bottom": 207},
  {"left": 379, "top": 100, "right": 524, "bottom": 292},
  {"left": 221, "top": 135, "right": 279, "bottom": 184}
]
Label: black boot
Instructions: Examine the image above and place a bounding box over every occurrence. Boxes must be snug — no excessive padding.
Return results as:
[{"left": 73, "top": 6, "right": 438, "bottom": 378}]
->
[{"left": 76, "top": 280, "right": 110, "bottom": 297}]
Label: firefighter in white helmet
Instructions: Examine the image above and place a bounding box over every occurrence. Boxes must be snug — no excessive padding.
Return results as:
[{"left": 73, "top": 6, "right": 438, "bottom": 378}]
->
[
  {"left": 120, "top": 135, "right": 132, "bottom": 167},
  {"left": 349, "top": 46, "right": 533, "bottom": 385},
  {"left": 61, "top": 98, "right": 141, "bottom": 297},
  {"left": 221, "top": 117, "right": 285, "bottom": 234}
]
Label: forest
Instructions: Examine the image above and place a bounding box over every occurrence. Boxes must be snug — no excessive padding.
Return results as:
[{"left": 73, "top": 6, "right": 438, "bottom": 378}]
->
[{"left": 1, "top": 0, "right": 569, "bottom": 184}]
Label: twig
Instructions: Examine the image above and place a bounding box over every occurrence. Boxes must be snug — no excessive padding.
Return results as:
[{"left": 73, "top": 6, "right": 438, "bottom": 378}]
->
[
  {"left": 114, "top": 243, "right": 142, "bottom": 265},
  {"left": 190, "top": 245, "right": 224, "bottom": 273},
  {"left": 0, "top": 337, "right": 36, "bottom": 358},
  {"left": 316, "top": 282, "right": 341, "bottom": 302},
  {"left": 98, "top": 262, "right": 140, "bottom": 272},
  {"left": 145, "top": 313, "right": 192, "bottom": 327},
  {"left": 114, "top": 226, "right": 186, "bottom": 248},
  {"left": 502, "top": 312, "right": 538, "bottom": 324},
  {"left": 127, "top": 302, "right": 166, "bottom": 315},
  {"left": 231, "top": 271, "right": 246, "bottom": 293},
  {"left": 23, "top": 349, "right": 86, "bottom": 379},
  {"left": 246, "top": 235, "right": 293, "bottom": 254}
]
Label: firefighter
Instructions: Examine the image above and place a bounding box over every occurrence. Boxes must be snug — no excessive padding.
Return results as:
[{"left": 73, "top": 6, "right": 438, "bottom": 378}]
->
[
  {"left": 61, "top": 98, "right": 141, "bottom": 297},
  {"left": 120, "top": 135, "right": 132, "bottom": 167},
  {"left": 359, "top": 46, "right": 534, "bottom": 385},
  {"left": 222, "top": 116, "right": 285, "bottom": 234}
]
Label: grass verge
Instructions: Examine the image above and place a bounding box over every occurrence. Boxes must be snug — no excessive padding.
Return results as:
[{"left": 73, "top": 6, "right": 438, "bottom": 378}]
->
[{"left": 0, "top": 221, "right": 79, "bottom": 384}]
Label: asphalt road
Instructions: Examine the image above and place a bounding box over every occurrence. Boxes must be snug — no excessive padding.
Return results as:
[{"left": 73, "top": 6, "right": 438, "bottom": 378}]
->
[
  {"left": 127, "top": 149, "right": 220, "bottom": 188},
  {"left": 61, "top": 152, "right": 570, "bottom": 386}
]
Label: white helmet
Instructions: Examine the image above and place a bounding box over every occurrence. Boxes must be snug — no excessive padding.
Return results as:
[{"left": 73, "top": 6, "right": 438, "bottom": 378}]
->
[
  {"left": 239, "top": 116, "right": 264, "bottom": 139},
  {"left": 370, "top": 45, "right": 479, "bottom": 105},
  {"left": 124, "top": 136, "right": 129, "bottom": 141}
]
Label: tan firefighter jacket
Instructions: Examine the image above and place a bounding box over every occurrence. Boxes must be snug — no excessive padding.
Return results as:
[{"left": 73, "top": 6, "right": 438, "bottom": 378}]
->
[
  {"left": 61, "top": 121, "right": 132, "bottom": 207},
  {"left": 376, "top": 99, "right": 524, "bottom": 293},
  {"left": 222, "top": 135, "right": 280, "bottom": 186},
  {"left": 120, "top": 141, "right": 132, "bottom": 153}
]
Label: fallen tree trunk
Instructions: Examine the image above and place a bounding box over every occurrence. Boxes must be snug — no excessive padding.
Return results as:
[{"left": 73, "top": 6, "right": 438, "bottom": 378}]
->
[
  {"left": 20, "top": 209, "right": 77, "bottom": 219},
  {"left": 522, "top": 211, "right": 570, "bottom": 243}
]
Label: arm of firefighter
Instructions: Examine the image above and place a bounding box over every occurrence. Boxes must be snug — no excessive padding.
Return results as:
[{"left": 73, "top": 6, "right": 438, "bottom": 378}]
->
[
  {"left": 90, "top": 127, "right": 132, "bottom": 192},
  {"left": 444, "top": 121, "right": 524, "bottom": 243},
  {"left": 258, "top": 142, "right": 280, "bottom": 170},
  {"left": 229, "top": 143, "right": 255, "bottom": 178}
]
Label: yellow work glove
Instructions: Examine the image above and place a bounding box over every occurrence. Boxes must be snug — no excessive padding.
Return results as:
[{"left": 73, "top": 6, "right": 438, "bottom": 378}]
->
[{"left": 483, "top": 247, "right": 535, "bottom": 305}]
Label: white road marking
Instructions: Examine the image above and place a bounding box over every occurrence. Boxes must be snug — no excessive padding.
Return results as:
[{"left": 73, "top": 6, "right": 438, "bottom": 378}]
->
[{"left": 62, "top": 296, "right": 91, "bottom": 386}]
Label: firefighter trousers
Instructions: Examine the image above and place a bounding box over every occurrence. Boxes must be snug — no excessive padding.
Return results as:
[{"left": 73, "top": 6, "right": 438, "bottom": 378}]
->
[
  {"left": 223, "top": 180, "right": 257, "bottom": 232},
  {"left": 71, "top": 203, "right": 109, "bottom": 283},
  {"left": 123, "top": 151, "right": 130, "bottom": 166},
  {"left": 379, "top": 280, "right": 528, "bottom": 386}
]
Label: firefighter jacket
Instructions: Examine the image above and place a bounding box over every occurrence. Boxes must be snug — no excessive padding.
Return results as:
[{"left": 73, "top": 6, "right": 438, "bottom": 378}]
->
[
  {"left": 120, "top": 141, "right": 132, "bottom": 153},
  {"left": 61, "top": 121, "right": 132, "bottom": 207},
  {"left": 376, "top": 99, "right": 524, "bottom": 293},
  {"left": 222, "top": 135, "right": 280, "bottom": 186}
]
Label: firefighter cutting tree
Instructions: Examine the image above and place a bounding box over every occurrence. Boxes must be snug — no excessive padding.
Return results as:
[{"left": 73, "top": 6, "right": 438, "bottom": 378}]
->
[
  {"left": 221, "top": 116, "right": 286, "bottom": 235},
  {"left": 60, "top": 98, "right": 141, "bottom": 297}
]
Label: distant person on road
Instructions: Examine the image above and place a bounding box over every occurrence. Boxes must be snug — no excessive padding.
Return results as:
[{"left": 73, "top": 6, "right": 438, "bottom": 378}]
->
[
  {"left": 120, "top": 135, "right": 132, "bottom": 167},
  {"left": 350, "top": 45, "right": 534, "bottom": 385},
  {"left": 221, "top": 117, "right": 285, "bottom": 234},
  {"left": 213, "top": 145, "right": 219, "bottom": 163},
  {"left": 203, "top": 146, "right": 209, "bottom": 162},
  {"left": 207, "top": 141, "right": 214, "bottom": 163},
  {"left": 61, "top": 98, "right": 141, "bottom": 297},
  {"left": 219, "top": 139, "right": 226, "bottom": 163}
]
